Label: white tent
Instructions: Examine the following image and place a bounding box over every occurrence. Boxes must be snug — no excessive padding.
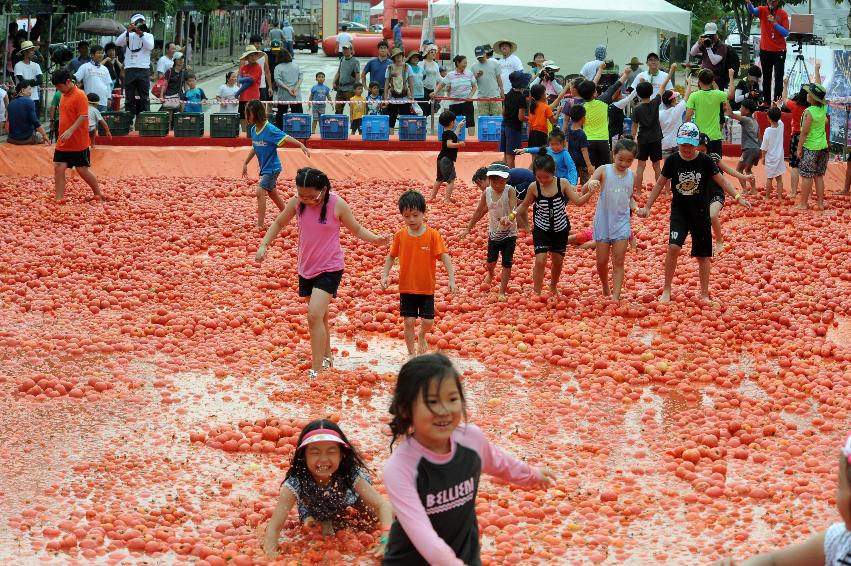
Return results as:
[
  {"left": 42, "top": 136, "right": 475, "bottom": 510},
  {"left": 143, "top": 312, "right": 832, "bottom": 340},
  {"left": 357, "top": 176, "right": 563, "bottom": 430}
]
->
[
  {"left": 431, "top": 0, "right": 691, "bottom": 76},
  {"left": 371, "top": 2, "right": 384, "bottom": 17}
]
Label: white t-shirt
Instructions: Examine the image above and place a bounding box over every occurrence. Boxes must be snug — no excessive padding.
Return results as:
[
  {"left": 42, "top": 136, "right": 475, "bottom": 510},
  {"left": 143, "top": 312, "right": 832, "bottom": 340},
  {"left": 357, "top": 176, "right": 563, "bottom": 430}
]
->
[
  {"left": 0, "top": 86, "right": 7, "bottom": 121},
  {"left": 75, "top": 62, "right": 113, "bottom": 106},
  {"left": 14, "top": 60, "right": 41, "bottom": 101},
  {"left": 630, "top": 70, "right": 671, "bottom": 100},
  {"left": 579, "top": 60, "right": 604, "bottom": 81},
  {"left": 760, "top": 121, "right": 786, "bottom": 179},
  {"left": 87, "top": 105, "right": 103, "bottom": 132},
  {"left": 218, "top": 84, "right": 240, "bottom": 113},
  {"left": 258, "top": 54, "right": 267, "bottom": 88},
  {"left": 659, "top": 99, "right": 686, "bottom": 150},
  {"left": 114, "top": 30, "right": 154, "bottom": 69},
  {"left": 498, "top": 54, "right": 522, "bottom": 94},
  {"left": 336, "top": 32, "right": 353, "bottom": 52},
  {"left": 156, "top": 55, "right": 174, "bottom": 76},
  {"left": 824, "top": 522, "right": 851, "bottom": 565}
]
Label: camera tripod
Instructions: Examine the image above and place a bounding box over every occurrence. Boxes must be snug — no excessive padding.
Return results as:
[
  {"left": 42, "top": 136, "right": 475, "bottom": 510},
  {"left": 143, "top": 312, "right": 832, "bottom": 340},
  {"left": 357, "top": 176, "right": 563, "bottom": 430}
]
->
[{"left": 785, "top": 35, "right": 813, "bottom": 92}]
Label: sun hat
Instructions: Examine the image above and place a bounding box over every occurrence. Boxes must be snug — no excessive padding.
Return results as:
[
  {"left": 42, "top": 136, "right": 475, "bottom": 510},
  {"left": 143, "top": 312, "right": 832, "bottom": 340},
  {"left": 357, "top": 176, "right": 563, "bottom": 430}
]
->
[
  {"left": 493, "top": 39, "right": 517, "bottom": 54},
  {"left": 676, "top": 122, "right": 701, "bottom": 146},
  {"left": 486, "top": 163, "right": 511, "bottom": 178},
  {"left": 239, "top": 44, "right": 261, "bottom": 60},
  {"left": 628, "top": 56, "right": 641, "bottom": 66},
  {"left": 424, "top": 43, "right": 439, "bottom": 53},
  {"left": 390, "top": 47, "right": 404, "bottom": 58},
  {"left": 130, "top": 14, "right": 146, "bottom": 24},
  {"left": 703, "top": 22, "right": 718, "bottom": 36},
  {"left": 405, "top": 50, "right": 421, "bottom": 63},
  {"left": 542, "top": 60, "right": 560, "bottom": 71},
  {"left": 18, "top": 40, "right": 37, "bottom": 54},
  {"left": 803, "top": 82, "right": 826, "bottom": 104},
  {"left": 173, "top": 51, "right": 183, "bottom": 60},
  {"left": 297, "top": 428, "right": 350, "bottom": 451}
]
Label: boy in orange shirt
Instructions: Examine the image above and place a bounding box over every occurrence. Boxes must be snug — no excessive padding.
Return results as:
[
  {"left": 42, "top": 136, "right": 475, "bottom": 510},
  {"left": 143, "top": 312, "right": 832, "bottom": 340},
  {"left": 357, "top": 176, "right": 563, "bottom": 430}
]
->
[
  {"left": 51, "top": 69, "right": 104, "bottom": 202},
  {"left": 381, "top": 190, "right": 456, "bottom": 356}
]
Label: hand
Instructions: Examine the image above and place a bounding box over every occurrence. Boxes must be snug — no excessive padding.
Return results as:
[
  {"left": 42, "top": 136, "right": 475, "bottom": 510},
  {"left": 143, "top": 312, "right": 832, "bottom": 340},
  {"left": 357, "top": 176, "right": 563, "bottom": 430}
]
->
[
  {"left": 374, "top": 234, "right": 391, "bottom": 246},
  {"left": 429, "top": 92, "right": 435, "bottom": 99},
  {"left": 745, "top": 174, "right": 755, "bottom": 183},
  {"left": 513, "top": 148, "right": 525, "bottom": 155},
  {"left": 585, "top": 180, "right": 601, "bottom": 192},
  {"left": 108, "top": 134, "right": 113, "bottom": 139},
  {"left": 380, "top": 276, "right": 389, "bottom": 290},
  {"left": 728, "top": 68, "right": 735, "bottom": 78},
  {"left": 535, "top": 467, "right": 556, "bottom": 486},
  {"left": 458, "top": 227, "right": 470, "bottom": 238},
  {"left": 255, "top": 244, "right": 268, "bottom": 262},
  {"left": 767, "top": 14, "right": 775, "bottom": 23},
  {"left": 370, "top": 541, "right": 387, "bottom": 558},
  {"left": 59, "top": 130, "right": 72, "bottom": 142},
  {"left": 636, "top": 207, "right": 649, "bottom": 217},
  {"left": 669, "top": 62, "right": 678, "bottom": 72},
  {"left": 736, "top": 195, "right": 752, "bottom": 210},
  {"left": 300, "top": 145, "right": 311, "bottom": 157},
  {"left": 475, "top": 71, "right": 483, "bottom": 78}
]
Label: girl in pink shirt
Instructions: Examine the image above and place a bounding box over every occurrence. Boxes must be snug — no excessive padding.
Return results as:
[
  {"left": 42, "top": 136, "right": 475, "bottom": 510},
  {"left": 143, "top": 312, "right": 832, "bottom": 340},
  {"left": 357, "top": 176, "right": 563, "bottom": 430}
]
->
[
  {"left": 382, "top": 353, "right": 555, "bottom": 565},
  {"left": 256, "top": 168, "right": 389, "bottom": 377}
]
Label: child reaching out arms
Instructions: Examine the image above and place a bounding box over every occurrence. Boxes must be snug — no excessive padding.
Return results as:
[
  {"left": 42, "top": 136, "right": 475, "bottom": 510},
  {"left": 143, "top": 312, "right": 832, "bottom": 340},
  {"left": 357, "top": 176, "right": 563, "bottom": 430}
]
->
[
  {"left": 382, "top": 191, "right": 456, "bottom": 356},
  {"left": 262, "top": 419, "right": 393, "bottom": 559},
  {"left": 382, "top": 353, "right": 555, "bottom": 565}
]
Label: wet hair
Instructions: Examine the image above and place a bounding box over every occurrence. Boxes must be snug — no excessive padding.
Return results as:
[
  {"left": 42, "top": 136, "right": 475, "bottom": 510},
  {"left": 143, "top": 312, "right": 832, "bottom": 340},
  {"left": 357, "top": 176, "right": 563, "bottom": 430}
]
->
[
  {"left": 767, "top": 106, "right": 782, "bottom": 122},
  {"left": 613, "top": 138, "right": 638, "bottom": 156},
  {"left": 472, "top": 167, "right": 489, "bottom": 183},
  {"left": 87, "top": 92, "right": 100, "bottom": 103},
  {"left": 185, "top": 73, "right": 196, "bottom": 82},
  {"left": 698, "top": 68, "right": 715, "bottom": 86},
  {"left": 388, "top": 353, "right": 467, "bottom": 451},
  {"left": 547, "top": 127, "right": 566, "bottom": 144},
  {"left": 747, "top": 65, "right": 762, "bottom": 79},
  {"left": 51, "top": 69, "right": 72, "bottom": 86},
  {"left": 635, "top": 81, "right": 653, "bottom": 99},
  {"left": 577, "top": 80, "right": 596, "bottom": 101},
  {"left": 245, "top": 99, "right": 266, "bottom": 125},
  {"left": 438, "top": 110, "right": 456, "bottom": 127},
  {"left": 569, "top": 104, "right": 586, "bottom": 122},
  {"left": 91, "top": 45, "right": 104, "bottom": 56},
  {"left": 532, "top": 147, "right": 556, "bottom": 175},
  {"left": 398, "top": 190, "right": 426, "bottom": 213},
  {"left": 316, "top": 71, "right": 325, "bottom": 79},
  {"left": 453, "top": 55, "right": 466, "bottom": 67},
  {"left": 296, "top": 167, "right": 332, "bottom": 224},
  {"left": 529, "top": 83, "right": 546, "bottom": 114},
  {"left": 353, "top": 82, "right": 363, "bottom": 90}
]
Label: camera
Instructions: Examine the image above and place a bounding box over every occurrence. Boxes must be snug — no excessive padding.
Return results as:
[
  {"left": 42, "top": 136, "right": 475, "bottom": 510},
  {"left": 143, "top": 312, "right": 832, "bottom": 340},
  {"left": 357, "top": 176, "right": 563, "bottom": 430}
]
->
[
  {"left": 541, "top": 68, "right": 555, "bottom": 81},
  {"left": 702, "top": 37, "right": 713, "bottom": 48}
]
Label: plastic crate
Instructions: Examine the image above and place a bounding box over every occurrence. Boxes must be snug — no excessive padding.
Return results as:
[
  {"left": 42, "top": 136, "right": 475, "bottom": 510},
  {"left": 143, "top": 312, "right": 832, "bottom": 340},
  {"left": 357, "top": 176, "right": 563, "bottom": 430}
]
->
[
  {"left": 437, "top": 121, "right": 466, "bottom": 142},
  {"left": 319, "top": 114, "right": 349, "bottom": 140},
  {"left": 137, "top": 111, "right": 170, "bottom": 137},
  {"left": 99, "top": 111, "right": 131, "bottom": 136},
  {"left": 282, "top": 113, "right": 312, "bottom": 140},
  {"left": 361, "top": 114, "right": 389, "bottom": 141},
  {"left": 210, "top": 113, "right": 240, "bottom": 138},
  {"left": 398, "top": 115, "right": 426, "bottom": 141},
  {"left": 174, "top": 112, "right": 205, "bottom": 137},
  {"left": 477, "top": 116, "right": 502, "bottom": 142}
]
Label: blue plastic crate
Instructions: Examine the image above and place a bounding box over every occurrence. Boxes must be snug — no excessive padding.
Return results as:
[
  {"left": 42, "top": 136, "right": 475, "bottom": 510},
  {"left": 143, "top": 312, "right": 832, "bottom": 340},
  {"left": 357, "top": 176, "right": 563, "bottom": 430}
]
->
[
  {"left": 477, "top": 116, "right": 503, "bottom": 142},
  {"left": 319, "top": 114, "right": 350, "bottom": 140},
  {"left": 282, "top": 113, "right": 311, "bottom": 140},
  {"left": 398, "top": 115, "right": 426, "bottom": 141},
  {"left": 362, "top": 114, "right": 390, "bottom": 141},
  {"left": 437, "top": 121, "right": 466, "bottom": 142}
]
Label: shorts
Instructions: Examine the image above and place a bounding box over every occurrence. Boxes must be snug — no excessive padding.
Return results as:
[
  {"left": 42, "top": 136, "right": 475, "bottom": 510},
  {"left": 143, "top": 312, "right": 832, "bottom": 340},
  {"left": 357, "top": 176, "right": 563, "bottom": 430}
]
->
[
  {"left": 739, "top": 148, "right": 761, "bottom": 167},
  {"left": 8, "top": 132, "right": 44, "bottom": 145},
  {"left": 799, "top": 147, "right": 829, "bottom": 178},
  {"left": 528, "top": 129, "right": 548, "bottom": 149},
  {"left": 709, "top": 182, "right": 725, "bottom": 206},
  {"left": 53, "top": 148, "right": 91, "bottom": 169},
  {"left": 789, "top": 133, "right": 801, "bottom": 168},
  {"left": 448, "top": 101, "right": 474, "bottom": 127},
  {"left": 259, "top": 171, "right": 281, "bottom": 191},
  {"left": 312, "top": 105, "right": 326, "bottom": 120},
  {"left": 499, "top": 124, "right": 523, "bottom": 154},
  {"left": 298, "top": 269, "right": 344, "bottom": 298},
  {"left": 637, "top": 140, "right": 663, "bottom": 162},
  {"left": 669, "top": 204, "right": 712, "bottom": 258},
  {"left": 477, "top": 100, "right": 502, "bottom": 117},
  {"left": 532, "top": 227, "right": 568, "bottom": 255},
  {"left": 436, "top": 156, "right": 456, "bottom": 183},
  {"left": 400, "top": 293, "right": 435, "bottom": 320},
  {"left": 487, "top": 236, "right": 517, "bottom": 268},
  {"left": 587, "top": 140, "right": 612, "bottom": 168}
]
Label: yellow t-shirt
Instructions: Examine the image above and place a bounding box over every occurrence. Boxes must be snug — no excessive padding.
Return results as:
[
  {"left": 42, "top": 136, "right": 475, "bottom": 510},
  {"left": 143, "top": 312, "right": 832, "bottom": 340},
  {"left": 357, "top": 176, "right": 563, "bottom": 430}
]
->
[
  {"left": 350, "top": 95, "right": 366, "bottom": 121},
  {"left": 583, "top": 99, "right": 609, "bottom": 141}
]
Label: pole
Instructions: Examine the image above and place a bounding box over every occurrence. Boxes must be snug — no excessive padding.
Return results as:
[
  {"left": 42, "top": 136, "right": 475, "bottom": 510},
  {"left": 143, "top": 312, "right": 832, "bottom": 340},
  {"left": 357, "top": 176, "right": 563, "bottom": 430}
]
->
[
  {"left": 844, "top": 104, "right": 849, "bottom": 161},
  {"left": 2, "top": 14, "right": 7, "bottom": 83},
  {"left": 687, "top": 12, "right": 692, "bottom": 64}
]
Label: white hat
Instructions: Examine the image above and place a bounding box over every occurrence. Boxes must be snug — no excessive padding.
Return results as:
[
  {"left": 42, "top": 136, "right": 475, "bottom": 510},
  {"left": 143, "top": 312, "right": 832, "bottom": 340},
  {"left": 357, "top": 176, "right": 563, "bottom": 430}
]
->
[
  {"left": 131, "top": 14, "right": 146, "bottom": 23},
  {"left": 239, "top": 44, "right": 261, "bottom": 60},
  {"left": 703, "top": 22, "right": 718, "bottom": 36},
  {"left": 486, "top": 163, "right": 511, "bottom": 178},
  {"left": 173, "top": 52, "right": 183, "bottom": 60},
  {"left": 542, "top": 60, "right": 560, "bottom": 71}
]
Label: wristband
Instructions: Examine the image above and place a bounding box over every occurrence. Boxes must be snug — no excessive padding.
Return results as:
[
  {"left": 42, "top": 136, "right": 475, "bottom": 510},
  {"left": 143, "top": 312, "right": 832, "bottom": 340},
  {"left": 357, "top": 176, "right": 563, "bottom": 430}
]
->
[
  {"left": 734, "top": 192, "right": 741, "bottom": 200},
  {"left": 379, "top": 535, "right": 389, "bottom": 545}
]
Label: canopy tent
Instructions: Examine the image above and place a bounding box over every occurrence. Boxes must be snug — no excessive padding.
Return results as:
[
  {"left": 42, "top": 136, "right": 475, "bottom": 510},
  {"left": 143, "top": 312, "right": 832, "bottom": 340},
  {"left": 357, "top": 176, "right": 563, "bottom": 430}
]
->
[
  {"left": 431, "top": 0, "right": 691, "bottom": 77},
  {"left": 371, "top": 2, "right": 384, "bottom": 17}
]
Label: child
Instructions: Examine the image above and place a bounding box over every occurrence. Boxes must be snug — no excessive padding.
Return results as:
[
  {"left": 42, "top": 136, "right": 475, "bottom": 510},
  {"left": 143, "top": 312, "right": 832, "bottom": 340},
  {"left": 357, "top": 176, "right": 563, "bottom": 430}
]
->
[
  {"left": 659, "top": 83, "right": 692, "bottom": 158},
  {"left": 381, "top": 191, "right": 456, "bottom": 356},
  {"left": 366, "top": 81, "right": 383, "bottom": 115},
  {"left": 526, "top": 83, "right": 556, "bottom": 148},
  {"left": 631, "top": 65, "right": 676, "bottom": 191},
  {"left": 576, "top": 67, "right": 632, "bottom": 168},
  {"left": 86, "top": 93, "right": 111, "bottom": 148},
  {"left": 499, "top": 71, "right": 529, "bottom": 168},
  {"left": 48, "top": 88, "right": 62, "bottom": 143},
  {"left": 242, "top": 99, "right": 311, "bottom": 228},
  {"left": 430, "top": 110, "right": 465, "bottom": 203},
  {"left": 714, "top": 432, "right": 851, "bottom": 566},
  {"left": 459, "top": 162, "right": 517, "bottom": 301},
  {"left": 587, "top": 139, "right": 638, "bottom": 300},
  {"left": 262, "top": 419, "right": 393, "bottom": 559},
  {"left": 515, "top": 128, "right": 578, "bottom": 186},
  {"left": 567, "top": 105, "right": 593, "bottom": 184},
  {"left": 508, "top": 148, "right": 599, "bottom": 296},
  {"left": 725, "top": 99, "right": 760, "bottom": 194},
  {"left": 797, "top": 83, "right": 829, "bottom": 210},
  {"left": 181, "top": 74, "right": 206, "bottom": 113},
  {"left": 473, "top": 165, "right": 533, "bottom": 231},
  {"left": 349, "top": 82, "right": 366, "bottom": 134},
  {"left": 685, "top": 68, "right": 730, "bottom": 156},
  {"left": 761, "top": 105, "right": 786, "bottom": 200},
  {"left": 382, "top": 353, "right": 555, "bottom": 565},
  {"left": 309, "top": 72, "right": 331, "bottom": 133},
  {"left": 217, "top": 71, "right": 239, "bottom": 113},
  {"left": 637, "top": 122, "right": 751, "bottom": 302}
]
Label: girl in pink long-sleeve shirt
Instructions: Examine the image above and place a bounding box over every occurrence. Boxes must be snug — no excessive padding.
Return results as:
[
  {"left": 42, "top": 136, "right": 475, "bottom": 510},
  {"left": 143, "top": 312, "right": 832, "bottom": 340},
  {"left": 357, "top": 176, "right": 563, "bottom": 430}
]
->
[{"left": 381, "top": 353, "right": 555, "bottom": 565}]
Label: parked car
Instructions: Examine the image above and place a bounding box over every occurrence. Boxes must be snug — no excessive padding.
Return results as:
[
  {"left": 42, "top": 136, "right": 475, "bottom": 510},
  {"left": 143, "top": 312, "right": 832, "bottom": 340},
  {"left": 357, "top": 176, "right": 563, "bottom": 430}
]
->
[
  {"left": 725, "top": 20, "right": 760, "bottom": 63},
  {"left": 293, "top": 15, "right": 320, "bottom": 53},
  {"left": 339, "top": 21, "right": 369, "bottom": 33},
  {"left": 369, "top": 24, "right": 384, "bottom": 33}
]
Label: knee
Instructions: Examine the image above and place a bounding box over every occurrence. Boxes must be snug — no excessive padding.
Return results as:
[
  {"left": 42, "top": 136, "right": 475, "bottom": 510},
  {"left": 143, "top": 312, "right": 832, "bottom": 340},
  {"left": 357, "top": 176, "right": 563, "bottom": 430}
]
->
[
  {"left": 256, "top": 187, "right": 265, "bottom": 197},
  {"left": 612, "top": 255, "right": 625, "bottom": 268},
  {"left": 667, "top": 245, "right": 681, "bottom": 257},
  {"left": 306, "top": 308, "right": 325, "bottom": 326}
]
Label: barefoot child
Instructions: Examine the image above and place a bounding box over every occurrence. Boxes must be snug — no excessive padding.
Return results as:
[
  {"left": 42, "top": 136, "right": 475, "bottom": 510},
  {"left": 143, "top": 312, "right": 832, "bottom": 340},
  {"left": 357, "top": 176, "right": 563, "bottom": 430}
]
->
[
  {"left": 515, "top": 127, "right": 578, "bottom": 185},
  {"left": 638, "top": 123, "right": 751, "bottom": 302},
  {"left": 714, "top": 432, "right": 851, "bottom": 566},
  {"left": 507, "top": 149, "right": 599, "bottom": 296},
  {"left": 725, "top": 99, "right": 760, "bottom": 194},
  {"left": 761, "top": 105, "right": 787, "bottom": 200},
  {"left": 262, "top": 420, "right": 393, "bottom": 559},
  {"left": 459, "top": 162, "right": 517, "bottom": 301},
  {"left": 242, "top": 99, "right": 311, "bottom": 228},
  {"left": 797, "top": 83, "right": 829, "bottom": 210},
  {"left": 382, "top": 353, "right": 555, "bottom": 565},
  {"left": 473, "top": 165, "right": 534, "bottom": 230},
  {"left": 87, "top": 93, "right": 111, "bottom": 148},
  {"left": 381, "top": 191, "right": 456, "bottom": 356},
  {"left": 430, "top": 110, "right": 465, "bottom": 203},
  {"left": 587, "top": 139, "right": 638, "bottom": 300},
  {"left": 567, "top": 105, "right": 594, "bottom": 184}
]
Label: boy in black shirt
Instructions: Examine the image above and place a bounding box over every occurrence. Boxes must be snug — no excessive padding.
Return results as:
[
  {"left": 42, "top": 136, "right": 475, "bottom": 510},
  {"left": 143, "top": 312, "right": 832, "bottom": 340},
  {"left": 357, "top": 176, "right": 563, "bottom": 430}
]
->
[
  {"left": 500, "top": 71, "right": 530, "bottom": 168},
  {"left": 637, "top": 122, "right": 750, "bottom": 302},
  {"left": 430, "top": 110, "right": 466, "bottom": 203},
  {"left": 632, "top": 81, "right": 664, "bottom": 191}
]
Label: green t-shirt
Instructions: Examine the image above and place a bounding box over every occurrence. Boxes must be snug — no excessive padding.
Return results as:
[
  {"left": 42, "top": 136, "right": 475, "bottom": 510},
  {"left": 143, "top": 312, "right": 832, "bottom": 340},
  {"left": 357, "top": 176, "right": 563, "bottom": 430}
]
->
[
  {"left": 803, "top": 104, "right": 828, "bottom": 151},
  {"left": 685, "top": 89, "right": 727, "bottom": 141},
  {"left": 583, "top": 99, "right": 609, "bottom": 141}
]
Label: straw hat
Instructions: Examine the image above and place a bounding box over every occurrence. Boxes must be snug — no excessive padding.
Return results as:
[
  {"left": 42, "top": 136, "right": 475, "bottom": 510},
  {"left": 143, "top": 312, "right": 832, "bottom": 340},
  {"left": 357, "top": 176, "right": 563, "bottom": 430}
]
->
[
  {"left": 493, "top": 39, "right": 517, "bottom": 54},
  {"left": 389, "top": 47, "right": 404, "bottom": 59},
  {"left": 803, "top": 83, "right": 826, "bottom": 104},
  {"left": 405, "top": 50, "right": 421, "bottom": 63},
  {"left": 239, "top": 44, "right": 261, "bottom": 60},
  {"left": 18, "top": 40, "right": 37, "bottom": 55}
]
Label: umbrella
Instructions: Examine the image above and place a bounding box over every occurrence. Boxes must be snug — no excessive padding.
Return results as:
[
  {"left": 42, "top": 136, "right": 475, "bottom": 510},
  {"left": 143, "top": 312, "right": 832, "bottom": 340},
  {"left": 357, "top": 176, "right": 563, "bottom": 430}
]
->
[{"left": 77, "top": 18, "right": 125, "bottom": 36}]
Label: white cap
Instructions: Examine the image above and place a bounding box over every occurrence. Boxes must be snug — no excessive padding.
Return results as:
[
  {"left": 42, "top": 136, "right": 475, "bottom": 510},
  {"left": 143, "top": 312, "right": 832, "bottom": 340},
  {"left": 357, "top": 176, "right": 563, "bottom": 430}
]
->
[
  {"left": 131, "top": 14, "right": 146, "bottom": 23},
  {"left": 703, "top": 22, "right": 718, "bottom": 36}
]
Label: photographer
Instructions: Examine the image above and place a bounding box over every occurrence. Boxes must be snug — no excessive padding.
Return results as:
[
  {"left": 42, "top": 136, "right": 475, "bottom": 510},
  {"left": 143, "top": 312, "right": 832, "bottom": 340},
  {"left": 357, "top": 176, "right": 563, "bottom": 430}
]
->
[
  {"left": 746, "top": 0, "right": 789, "bottom": 103},
  {"left": 114, "top": 14, "right": 154, "bottom": 128},
  {"left": 731, "top": 65, "right": 764, "bottom": 110},
  {"left": 529, "top": 61, "right": 563, "bottom": 104},
  {"left": 690, "top": 23, "right": 731, "bottom": 90}
]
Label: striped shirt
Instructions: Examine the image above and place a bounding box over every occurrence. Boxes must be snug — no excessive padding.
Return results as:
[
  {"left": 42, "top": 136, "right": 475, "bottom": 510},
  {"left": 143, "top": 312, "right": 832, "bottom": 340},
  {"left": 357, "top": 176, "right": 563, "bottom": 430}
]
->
[
  {"left": 532, "top": 179, "right": 569, "bottom": 232},
  {"left": 441, "top": 70, "right": 475, "bottom": 100},
  {"left": 824, "top": 522, "right": 851, "bottom": 566}
]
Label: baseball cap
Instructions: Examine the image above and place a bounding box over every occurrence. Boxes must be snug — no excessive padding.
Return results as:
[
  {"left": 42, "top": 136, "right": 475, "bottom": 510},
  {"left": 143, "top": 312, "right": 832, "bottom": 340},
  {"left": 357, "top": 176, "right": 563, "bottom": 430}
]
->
[
  {"left": 486, "top": 163, "right": 511, "bottom": 178},
  {"left": 340, "top": 41, "right": 353, "bottom": 50},
  {"left": 474, "top": 45, "right": 486, "bottom": 57},
  {"left": 661, "top": 89, "right": 679, "bottom": 105},
  {"left": 271, "top": 39, "right": 282, "bottom": 50},
  {"left": 702, "top": 22, "right": 718, "bottom": 36},
  {"left": 676, "top": 122, "right": 701, "bottom": 146},
  {"left": 130, "top": 14, "right": 146, "bottom": 24}
]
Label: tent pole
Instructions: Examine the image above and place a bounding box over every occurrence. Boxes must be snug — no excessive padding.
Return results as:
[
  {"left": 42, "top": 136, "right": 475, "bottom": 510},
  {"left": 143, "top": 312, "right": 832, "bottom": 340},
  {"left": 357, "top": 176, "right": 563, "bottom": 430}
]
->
[{"left": 686, "top": 12, "right": 692, "bottom": 64}]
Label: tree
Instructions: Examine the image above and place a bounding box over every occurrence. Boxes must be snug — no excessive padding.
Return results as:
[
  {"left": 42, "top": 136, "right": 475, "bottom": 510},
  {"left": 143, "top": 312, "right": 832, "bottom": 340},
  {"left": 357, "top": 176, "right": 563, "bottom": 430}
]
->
[
  {"left": 835, "top": 0, "right": 851, "bottom": 36},
  {"left": 667, "top": 0, "right": 726, "bottom": 43}
]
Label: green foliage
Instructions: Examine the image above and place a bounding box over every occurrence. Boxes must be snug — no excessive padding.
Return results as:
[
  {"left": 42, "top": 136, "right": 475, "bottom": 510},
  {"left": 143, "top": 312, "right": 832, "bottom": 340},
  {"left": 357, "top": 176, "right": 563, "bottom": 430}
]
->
[{"left": 667, "top": 0, "right": 726, "bottom": 40}]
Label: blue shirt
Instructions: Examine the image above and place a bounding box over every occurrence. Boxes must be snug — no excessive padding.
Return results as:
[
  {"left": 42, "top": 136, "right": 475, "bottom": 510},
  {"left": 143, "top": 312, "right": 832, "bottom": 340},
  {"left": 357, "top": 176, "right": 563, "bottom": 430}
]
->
[
  {"left": 567, "top": 127, "right": 589, "bottom": 170},
  {"left": 309, "top": 83, "right": 331, "bottom": 106},
  {"left": 393, "top": 23, "right": 402, "bottom": 44},
  {"left": 363, "top": 57, "right": 392, "bottom": 91},
  {"left": 507, "top": 168, "right": 535, "bottom": 198},
  {"left": 282, "top": 25, "right": 294, "bottom": 42},
  {"left": 250, "top": 121, "right": 288, "bottom": 175},
  {"left": 525, "top": 146, "right": 578, "bottom": 186},
  {"left": 7, "top": 96, "right": 40, "bottom": 141},
  {"left": 181, "top": 88, "right": 206, "bottom": 113}
]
